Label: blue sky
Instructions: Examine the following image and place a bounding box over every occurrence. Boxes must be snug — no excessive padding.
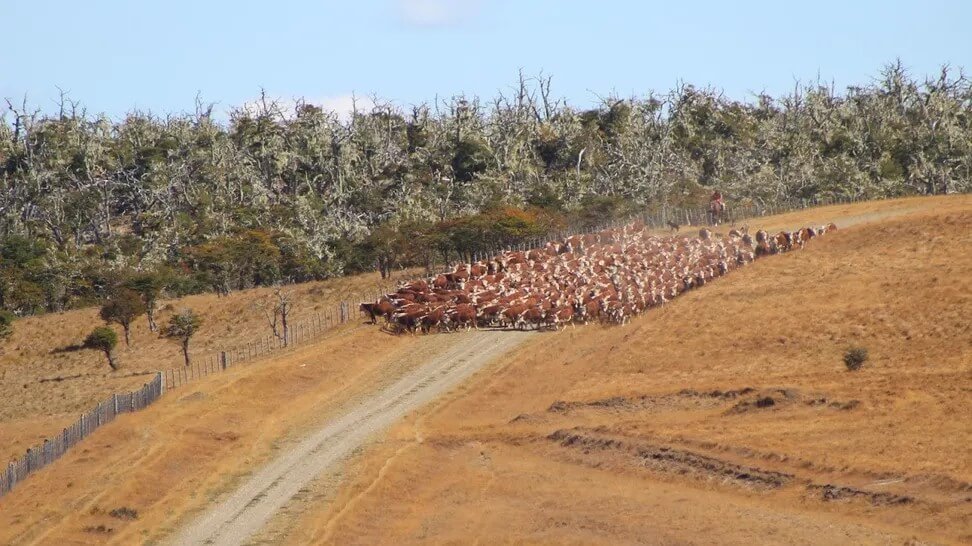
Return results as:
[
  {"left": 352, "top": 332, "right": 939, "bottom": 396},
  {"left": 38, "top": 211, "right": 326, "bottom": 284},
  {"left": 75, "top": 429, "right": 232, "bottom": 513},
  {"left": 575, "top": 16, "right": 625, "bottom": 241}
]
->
[{"left": 2, "top": 0, "right": 969, "bottom": 118}]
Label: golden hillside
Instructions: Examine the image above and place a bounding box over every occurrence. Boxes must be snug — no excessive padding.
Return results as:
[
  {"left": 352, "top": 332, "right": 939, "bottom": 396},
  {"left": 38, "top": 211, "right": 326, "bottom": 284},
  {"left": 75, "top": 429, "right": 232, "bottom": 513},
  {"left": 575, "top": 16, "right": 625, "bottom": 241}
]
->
[{"left": 283, "top": 195, "right": 972, "bottom": 545}]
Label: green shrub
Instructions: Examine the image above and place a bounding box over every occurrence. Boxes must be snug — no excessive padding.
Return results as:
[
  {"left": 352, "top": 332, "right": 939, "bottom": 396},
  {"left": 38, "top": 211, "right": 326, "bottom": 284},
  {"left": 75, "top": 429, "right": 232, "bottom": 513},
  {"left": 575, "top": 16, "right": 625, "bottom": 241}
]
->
[{"left": 85, "top": 326, "right": 119, "bottom": 370}]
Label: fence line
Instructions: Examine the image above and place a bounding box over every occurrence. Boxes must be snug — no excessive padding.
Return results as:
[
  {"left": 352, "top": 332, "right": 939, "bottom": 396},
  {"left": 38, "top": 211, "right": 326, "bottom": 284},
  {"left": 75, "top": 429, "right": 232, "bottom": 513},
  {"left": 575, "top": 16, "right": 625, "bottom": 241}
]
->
[
  {"left": 160, "top": 279, "right": 411, "bottom": 390},
  {"left": 0, "top": 373, "right": 163, "bottom": 498}
]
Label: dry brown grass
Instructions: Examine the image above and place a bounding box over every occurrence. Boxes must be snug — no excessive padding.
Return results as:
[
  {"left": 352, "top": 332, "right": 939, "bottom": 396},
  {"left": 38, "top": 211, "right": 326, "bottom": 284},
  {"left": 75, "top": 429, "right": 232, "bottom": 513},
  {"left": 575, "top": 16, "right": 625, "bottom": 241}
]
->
[
  {"left": 1, "top": 195, "right": 969, "bottom": 545},
  {"left": 0, "top": 320, "right": 439, "bottom": 545},
  {"left": 279, "top": 194, "right": 972, "bottom": 545},
  {"left": 0, "top": 269, "right": 411, "bottom": 462}
]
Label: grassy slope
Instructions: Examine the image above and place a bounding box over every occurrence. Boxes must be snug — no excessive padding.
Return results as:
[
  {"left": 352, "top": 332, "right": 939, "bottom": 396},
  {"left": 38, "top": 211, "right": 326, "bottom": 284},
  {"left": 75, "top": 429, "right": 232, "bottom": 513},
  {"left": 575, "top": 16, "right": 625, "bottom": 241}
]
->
[
  {"left": 0, "top": 321, "right": 451, "bottom": 545},
  {"left": 0, "top": 195, "right": 968, "bottom": 545},
  {"left": 281, "top": 195, "right": 972, "bottom": 545}
]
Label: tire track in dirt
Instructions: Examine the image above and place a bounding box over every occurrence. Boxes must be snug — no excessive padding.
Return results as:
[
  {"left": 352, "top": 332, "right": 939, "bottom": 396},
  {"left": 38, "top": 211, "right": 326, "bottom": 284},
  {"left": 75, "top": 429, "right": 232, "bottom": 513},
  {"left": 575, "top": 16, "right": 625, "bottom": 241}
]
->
[{"left": 170, "top": 329, "right": 530, "bottom": 546}]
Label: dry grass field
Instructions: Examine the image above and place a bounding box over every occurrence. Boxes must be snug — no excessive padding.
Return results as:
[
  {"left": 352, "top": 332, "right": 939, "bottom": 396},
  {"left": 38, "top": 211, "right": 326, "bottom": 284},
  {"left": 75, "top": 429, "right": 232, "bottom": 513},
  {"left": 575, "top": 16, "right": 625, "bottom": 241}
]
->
[
  {"left": 0, "top": 269, "right": 406, "bottom": 463},
  {"left": 0, "top": 320, "right": 449, "bottom": 545},
  {"left": 0, "top": 195, "right": 969, "bottom": 545},
  {"left": 275, "top": 195, "right": 972, "bottom": 545}
]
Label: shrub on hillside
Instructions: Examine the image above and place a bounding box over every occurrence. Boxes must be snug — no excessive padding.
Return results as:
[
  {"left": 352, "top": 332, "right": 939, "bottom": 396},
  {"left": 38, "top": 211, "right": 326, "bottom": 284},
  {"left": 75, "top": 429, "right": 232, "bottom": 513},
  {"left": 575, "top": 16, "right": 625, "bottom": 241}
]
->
[
  {"left": 843, "top": 346, "right": 868, "bottom": 371},
  {"left": 84, "top": 326, "right": 119, "bottom": 371}
]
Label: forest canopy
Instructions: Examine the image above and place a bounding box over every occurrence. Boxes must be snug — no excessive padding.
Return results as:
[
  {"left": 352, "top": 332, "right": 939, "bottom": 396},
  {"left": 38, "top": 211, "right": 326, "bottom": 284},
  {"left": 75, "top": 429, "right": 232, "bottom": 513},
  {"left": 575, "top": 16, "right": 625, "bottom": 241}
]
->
[{"left": 1, "top": 61, "right": 969, "bottom": 315}]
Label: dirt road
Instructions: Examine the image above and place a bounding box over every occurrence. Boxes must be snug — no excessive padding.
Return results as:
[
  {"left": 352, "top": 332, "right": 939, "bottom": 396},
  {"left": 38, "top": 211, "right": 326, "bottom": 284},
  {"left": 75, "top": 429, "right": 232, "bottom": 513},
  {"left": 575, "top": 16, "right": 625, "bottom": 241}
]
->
[{"left": 170, "top": 329, "right": 529, "bottom": 546}]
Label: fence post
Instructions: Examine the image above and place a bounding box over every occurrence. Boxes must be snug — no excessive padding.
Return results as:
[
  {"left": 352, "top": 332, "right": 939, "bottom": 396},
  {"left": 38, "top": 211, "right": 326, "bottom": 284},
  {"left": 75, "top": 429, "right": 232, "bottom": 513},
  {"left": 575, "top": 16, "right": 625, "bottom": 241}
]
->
[{"left": 221, "top": 351, "right": 227, "bottom": 370}]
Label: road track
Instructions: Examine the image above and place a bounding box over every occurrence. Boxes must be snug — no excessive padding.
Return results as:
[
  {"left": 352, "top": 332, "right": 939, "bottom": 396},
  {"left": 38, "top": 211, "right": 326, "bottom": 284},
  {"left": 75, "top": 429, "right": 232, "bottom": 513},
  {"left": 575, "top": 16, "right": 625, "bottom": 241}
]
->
[{"left": 171, "top": 329, "right": 529, "bottom": 545}]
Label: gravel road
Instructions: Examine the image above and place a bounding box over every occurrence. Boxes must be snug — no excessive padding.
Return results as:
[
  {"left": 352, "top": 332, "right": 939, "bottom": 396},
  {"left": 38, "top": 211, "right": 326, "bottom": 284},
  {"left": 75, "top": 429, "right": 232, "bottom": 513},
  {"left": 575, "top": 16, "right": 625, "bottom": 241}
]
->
[{"left": 170, "top": 329, "right": 529, "bottom": 546}]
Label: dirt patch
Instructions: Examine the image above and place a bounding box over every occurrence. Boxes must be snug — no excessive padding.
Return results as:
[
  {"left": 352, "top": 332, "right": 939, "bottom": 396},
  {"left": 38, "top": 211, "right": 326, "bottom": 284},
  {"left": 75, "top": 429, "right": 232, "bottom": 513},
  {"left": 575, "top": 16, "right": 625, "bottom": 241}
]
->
[
  {"left": 549, "top": 428, "right": 794, "bottom": 489},
  {"left": 548, "top": 387, "right": 758, "bottom": 414},
  {"left": 809, "top": 484, "right": 913, "bottom": 506}
]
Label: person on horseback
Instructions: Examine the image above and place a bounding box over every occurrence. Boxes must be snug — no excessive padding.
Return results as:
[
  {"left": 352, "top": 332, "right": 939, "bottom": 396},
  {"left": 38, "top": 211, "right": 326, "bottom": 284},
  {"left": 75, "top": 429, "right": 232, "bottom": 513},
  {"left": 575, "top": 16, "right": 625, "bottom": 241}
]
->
[{"left": 709, "top": 189, "right": 727, "bottom": 225}]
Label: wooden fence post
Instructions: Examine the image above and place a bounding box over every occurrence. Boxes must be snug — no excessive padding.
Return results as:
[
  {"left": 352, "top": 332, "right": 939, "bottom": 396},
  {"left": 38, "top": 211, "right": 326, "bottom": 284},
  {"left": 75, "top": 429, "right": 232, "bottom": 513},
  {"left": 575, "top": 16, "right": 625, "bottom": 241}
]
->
[{"left": 221, "top": 351, "right": 227, "bottom": 370}]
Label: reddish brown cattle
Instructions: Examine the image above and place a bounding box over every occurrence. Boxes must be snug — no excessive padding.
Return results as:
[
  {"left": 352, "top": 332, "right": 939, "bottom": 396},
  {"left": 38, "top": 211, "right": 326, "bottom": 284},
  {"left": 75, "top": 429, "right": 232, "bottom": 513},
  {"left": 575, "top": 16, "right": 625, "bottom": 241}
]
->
[
  {"left": 359, "top": 302, "right": 380, "bottom": 324},
  {"left": 552, "top": 306, "right": 574, "bottom": 329},
  {"left": 369, "top": 217, "right": 833, "bottom": 334},
  {"left": 516, "top": 307, "right": 545, "bottom": 330},
  {"left": 392, "top": 311, "right": 422, "bottom": 334},
  {"left": 452, "top": 303, "right": 478, "bottom": 330},
  {"left": 501, "top": 304, "right": 528, "bottom": 328},
  {"left": 420, "top": 306, "right": 449, "bottom": 334}
]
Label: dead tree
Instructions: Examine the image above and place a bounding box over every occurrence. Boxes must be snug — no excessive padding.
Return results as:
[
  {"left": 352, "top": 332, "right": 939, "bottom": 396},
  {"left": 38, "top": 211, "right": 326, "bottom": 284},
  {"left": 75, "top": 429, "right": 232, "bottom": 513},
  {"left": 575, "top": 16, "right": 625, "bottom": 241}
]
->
[{"left": 257, "top": 287, "right": 294, "bottom": 347}]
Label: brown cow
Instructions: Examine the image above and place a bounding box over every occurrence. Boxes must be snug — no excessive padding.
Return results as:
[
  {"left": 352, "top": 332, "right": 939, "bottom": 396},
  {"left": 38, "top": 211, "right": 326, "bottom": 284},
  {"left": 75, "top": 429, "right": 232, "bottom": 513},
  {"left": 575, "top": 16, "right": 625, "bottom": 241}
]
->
[
  {"left": 359, "top": 302, "right": 380, "bottom": 324},
  {"left": 516, "top": 307, "right": 544, "bottom": 330},
  {"left": 452, "top": 303, "right": 478, "bottom": 330}
]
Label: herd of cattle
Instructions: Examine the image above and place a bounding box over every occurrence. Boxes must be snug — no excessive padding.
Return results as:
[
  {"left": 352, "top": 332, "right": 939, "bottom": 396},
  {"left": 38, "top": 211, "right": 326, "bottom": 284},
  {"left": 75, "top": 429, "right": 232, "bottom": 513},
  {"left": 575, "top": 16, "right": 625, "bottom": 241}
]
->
[{"left": 360, "top": 222, "right": 838, "bottom": 333}]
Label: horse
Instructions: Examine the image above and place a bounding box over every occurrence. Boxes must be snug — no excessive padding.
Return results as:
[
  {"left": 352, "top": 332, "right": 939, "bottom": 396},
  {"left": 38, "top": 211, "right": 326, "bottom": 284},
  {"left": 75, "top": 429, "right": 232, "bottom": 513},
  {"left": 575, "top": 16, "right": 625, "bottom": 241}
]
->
[{"left": 708, "top": 199, "right": 728, "bottom": 226}]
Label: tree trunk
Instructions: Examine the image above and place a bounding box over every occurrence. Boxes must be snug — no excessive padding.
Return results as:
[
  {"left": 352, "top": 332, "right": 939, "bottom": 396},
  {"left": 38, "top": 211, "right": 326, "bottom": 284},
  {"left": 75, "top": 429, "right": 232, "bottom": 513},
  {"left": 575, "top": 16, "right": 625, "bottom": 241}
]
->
[
  {"left": 182, "top": 339, "right": 191, "bottom": 367},
  {"left": 123, "top": 324, "right": 132, "bottom": 347},
  {"left": 282, "top": 310, "right": 289, "bottom": 347},
  {"left": 147, "top": 305, "right": 157, "bottom": 332},
  {"left": 105, "top": 350, "right": 118, "bottom": 371}
]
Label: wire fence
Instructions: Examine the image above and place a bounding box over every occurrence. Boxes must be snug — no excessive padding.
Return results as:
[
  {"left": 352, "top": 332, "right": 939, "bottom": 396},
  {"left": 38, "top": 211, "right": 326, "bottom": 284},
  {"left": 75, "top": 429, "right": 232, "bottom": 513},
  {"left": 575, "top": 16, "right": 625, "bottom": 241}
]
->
[
  {"left": 0, "top": 373, "right": 163, "bottom": 497},
  {"left": 161, "top": 274, "right": 421, "bottom": 389}
]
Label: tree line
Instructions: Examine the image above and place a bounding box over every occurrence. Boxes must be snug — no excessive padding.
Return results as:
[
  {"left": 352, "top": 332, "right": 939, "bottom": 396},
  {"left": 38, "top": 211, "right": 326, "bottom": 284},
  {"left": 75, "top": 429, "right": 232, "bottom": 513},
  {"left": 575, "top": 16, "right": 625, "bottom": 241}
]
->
[{"left": 0, "top": 61, "right": 969, "bottom": 321}]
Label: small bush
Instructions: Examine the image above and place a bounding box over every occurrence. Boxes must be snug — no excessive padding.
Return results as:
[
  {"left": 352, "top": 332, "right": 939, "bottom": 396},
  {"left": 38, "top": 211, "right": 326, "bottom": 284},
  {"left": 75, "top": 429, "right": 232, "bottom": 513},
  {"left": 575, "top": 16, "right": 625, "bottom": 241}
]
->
[
  {"left": 84, "top": 326, "right": 119, "bottom": 370},
  {"left": 843, "top": 346, "right": 868, "bottom": 371},
  {"left": 109, "top": 507, "right": 139, "bottom": 520}
]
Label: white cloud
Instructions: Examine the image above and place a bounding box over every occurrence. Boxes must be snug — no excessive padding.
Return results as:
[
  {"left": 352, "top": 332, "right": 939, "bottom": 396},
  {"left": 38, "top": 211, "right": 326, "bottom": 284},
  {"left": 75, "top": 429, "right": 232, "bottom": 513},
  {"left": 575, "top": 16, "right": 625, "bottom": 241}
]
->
[
  {"left": 235, "top": 93, "right": 376, "bottom": 122},
  {"left": 397, "top": 0, "right": 483, "bottom": 27},
  {"left": 316, "top": 94, "right": 377, "bottom": 121}
]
